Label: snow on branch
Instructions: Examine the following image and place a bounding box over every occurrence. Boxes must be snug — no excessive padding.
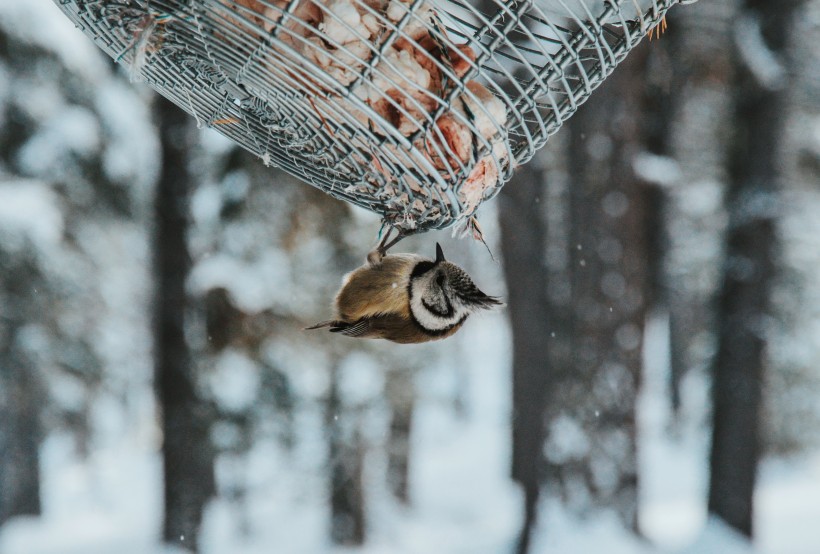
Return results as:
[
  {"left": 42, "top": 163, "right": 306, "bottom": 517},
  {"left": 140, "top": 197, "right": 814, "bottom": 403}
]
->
[{"left": 733, "top": 13, "right": 787, "bottom": 91}]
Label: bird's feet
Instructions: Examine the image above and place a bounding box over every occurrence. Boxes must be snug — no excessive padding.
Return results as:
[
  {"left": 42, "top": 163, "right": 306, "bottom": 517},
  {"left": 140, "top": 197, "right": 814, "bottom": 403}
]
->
[
  {"left": 367, "top": 247, "right": 385, "bottom": 267},
  {"left": 368, "top": 225, "right": 410, "bottom": 266},
  {"left": 648, "top": 16, "right": 667, "bottom": 41}
]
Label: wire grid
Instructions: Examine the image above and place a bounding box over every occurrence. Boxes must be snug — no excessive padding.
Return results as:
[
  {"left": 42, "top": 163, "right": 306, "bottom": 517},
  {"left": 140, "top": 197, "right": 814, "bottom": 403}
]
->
[{"left": 53, "top": 0, "right": 685, "bottom": 233}]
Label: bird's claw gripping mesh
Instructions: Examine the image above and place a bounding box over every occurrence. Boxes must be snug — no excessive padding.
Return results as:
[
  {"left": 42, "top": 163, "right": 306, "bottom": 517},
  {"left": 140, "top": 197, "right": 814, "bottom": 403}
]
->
[{"left": 54, "top": 0, "right": 686, "bottom": 233}]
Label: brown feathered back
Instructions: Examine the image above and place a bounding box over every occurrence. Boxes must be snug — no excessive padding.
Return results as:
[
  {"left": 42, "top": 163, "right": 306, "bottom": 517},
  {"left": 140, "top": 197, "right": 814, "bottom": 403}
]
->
[{"left": 335, "top": 254, "right": 423, "bottom": 322}]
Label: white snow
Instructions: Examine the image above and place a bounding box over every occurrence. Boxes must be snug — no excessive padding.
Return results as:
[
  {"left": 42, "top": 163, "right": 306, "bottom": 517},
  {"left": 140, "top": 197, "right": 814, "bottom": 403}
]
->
[
  {"left": 633, "top": 152, "right": 683, "bottom": 187},
  {"left": 188, "top": 250, "right": 292, "bottom": 313},
  {"left": 0, "top": 179, "right": 64, "bottom": 249},
  {"left": 17, "top": 106, "right": 101, "bottom": 176},
  {"left": 678, "top": 517, "right": 753, "bottom": 554},
  {"left": 545, "top": 415, "right": 591, "bottom": 463},
  {"left": 95, "top": 79, "right": 161, "bottom": 200},
  {"left": 733, "top": 14, "right": 787, "bottom": 91},
  {"left": 338, "top": 352, "right": 386, "bottom": 406},
  {"left": 11, "top": 77, "right": 63, "bottom": 122},
  {"left": 530, "top": 501, "right": 656, "bottom": 554},
  {"left": 0, "top": 0, "right": 109, "bottom": 83},
  {"left": 0, "top": 433, "right": 169, "bottom": 554},
  {"left": 757, "top": 454, "right": 820, "bottom": 554},
  {"left": 211, "top": 350, "right": 262, "bottom": 412},
  {"left": 639, "top": 310, "right": 709, "bottom": 549}
]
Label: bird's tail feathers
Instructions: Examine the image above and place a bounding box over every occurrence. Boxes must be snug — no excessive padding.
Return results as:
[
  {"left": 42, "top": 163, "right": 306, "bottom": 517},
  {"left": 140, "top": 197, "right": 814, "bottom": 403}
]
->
[{"left": 304, "top": 320, "right": 342, "bottom": 331}]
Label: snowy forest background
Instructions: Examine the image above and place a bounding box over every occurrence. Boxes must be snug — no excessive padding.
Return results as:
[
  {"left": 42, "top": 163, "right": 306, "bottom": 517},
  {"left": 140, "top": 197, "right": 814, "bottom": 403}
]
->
[{"left": 1, "top": 0, "right": 820, "bottom": 552}]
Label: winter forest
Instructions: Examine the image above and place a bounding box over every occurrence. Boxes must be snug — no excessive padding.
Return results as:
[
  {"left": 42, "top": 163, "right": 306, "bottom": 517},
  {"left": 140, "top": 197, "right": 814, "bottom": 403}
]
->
[{"left": 1, "top": 0, "right": 820, "bottom": 552}]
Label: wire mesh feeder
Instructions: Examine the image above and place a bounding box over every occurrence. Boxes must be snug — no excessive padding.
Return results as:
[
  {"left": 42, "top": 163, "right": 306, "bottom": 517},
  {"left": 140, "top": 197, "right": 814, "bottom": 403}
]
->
[{"left": 54, "top": 0, "right": 692, "bottom": 236}]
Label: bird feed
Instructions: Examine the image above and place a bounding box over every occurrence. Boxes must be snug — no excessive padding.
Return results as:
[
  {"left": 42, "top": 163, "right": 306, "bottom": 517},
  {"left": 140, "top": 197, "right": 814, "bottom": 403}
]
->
[{"left": 53, "top": 0, "right": 688, "bottom": 233}]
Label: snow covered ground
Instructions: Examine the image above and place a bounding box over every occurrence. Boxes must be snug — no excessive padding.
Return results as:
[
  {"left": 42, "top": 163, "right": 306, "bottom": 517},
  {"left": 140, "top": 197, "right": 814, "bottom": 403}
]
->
[{"left": 1, "top": 309, "right": 820, "bottom": 554}]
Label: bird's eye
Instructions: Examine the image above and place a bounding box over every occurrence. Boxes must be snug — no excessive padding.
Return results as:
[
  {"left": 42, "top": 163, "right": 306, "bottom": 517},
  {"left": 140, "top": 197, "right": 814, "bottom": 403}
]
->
[{"left": 436, "top": 273, "right": 445, "bottom": 287}]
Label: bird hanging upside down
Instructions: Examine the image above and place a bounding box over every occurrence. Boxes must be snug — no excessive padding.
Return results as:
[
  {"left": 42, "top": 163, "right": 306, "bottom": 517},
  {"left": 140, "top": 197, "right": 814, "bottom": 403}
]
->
[{"left": 306, "top": 243, "right": 502, "bottom": 343}]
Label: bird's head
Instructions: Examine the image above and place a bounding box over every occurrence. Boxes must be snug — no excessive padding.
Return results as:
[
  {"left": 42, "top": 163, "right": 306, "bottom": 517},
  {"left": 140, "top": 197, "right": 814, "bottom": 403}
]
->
[{"left": 408, "top": 243, "right": 502, "bottom": 333}]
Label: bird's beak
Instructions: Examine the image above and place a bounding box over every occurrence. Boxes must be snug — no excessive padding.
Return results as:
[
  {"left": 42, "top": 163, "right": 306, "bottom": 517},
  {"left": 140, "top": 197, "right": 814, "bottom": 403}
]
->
[{"left": 435, "top": 242, "right": 446, "bottom": 263}]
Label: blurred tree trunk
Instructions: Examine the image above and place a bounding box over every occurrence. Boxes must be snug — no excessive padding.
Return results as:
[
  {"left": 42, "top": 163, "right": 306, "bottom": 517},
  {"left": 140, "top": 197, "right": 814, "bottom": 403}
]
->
[
  {"left": 638, "top": 24, "right": 690, "bottom": 415},
  {"left": 0, "top": 26, "right": 45, "bottom": 524},
  {"left": 707, "top": 0, "right": 797, "bottom": 537},
  {"left": 558, "top": 47, "right": 648, "bottom": 530},
  {"left": 326, "top": 364, "right": 366, "bottom": 545},
  {"left": 498, "top": 158, "right": 551, "bottom": 554},
  {"left": 153, "top": 97, "right": 216, "bottom": 552},
  {"left": 0, "top": 254, "right": 46, "bottom": 527},
  {"left": 386, "top": 370, "right": 415, "bottom": 504},
  {"left": 0, "top": 348, "right": 43, "bottom": 525}
]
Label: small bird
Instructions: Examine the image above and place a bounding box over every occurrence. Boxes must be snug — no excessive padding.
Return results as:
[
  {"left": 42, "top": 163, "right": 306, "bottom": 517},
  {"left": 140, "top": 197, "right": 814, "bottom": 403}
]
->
[{"left": 306, "top": 243, "right": 501, "bottom": 343}]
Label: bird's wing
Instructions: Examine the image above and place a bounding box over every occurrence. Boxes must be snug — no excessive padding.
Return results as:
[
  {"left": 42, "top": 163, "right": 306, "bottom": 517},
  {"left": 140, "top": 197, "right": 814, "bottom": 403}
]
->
[
  {"left": 331, "top": 314, "right": 438, "bottom": 343},
  {"left": 336, "top": 254, "right": 422, "bottom": 321},
  {"left": 330, "top": 319, "right": 372, "bottom": 337}
]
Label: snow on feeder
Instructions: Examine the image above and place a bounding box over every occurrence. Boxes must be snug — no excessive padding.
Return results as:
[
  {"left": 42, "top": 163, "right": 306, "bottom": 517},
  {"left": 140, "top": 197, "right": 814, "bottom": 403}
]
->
[{"left": 53, "top": 0, "right": 692, "bottom": 235}]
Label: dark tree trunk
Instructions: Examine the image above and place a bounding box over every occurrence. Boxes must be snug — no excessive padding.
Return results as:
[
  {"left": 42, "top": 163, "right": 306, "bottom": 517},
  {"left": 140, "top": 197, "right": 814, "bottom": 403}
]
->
[
  {"left": 664, "top": 0, "right": 736, "bottom": 419},
  {"left": 707, "top": 0, "right": 797, "bottom": 537},
  {"left": 559, "top": 47, "right": 648, "bottom": 530},
  {"left": 386, "top": 370, "right": 415, "bottom": 504},
  {"left": 326, "top": 364, "right": 366, "bottom": 546},
  {"left": 498, "top": 158, "right": 551, "bottom": 554},
  {"left": 0, "top": 356, "right": 43, "bottom": 525},
  {"left": 0, "top": 254, "right": 45, "bottom": 527},
  {"left": 153, "top": 97, "right": 216, "bottom": 552},
  {"left": 638, "top": 24, "right": 688, "bottom": 414}
]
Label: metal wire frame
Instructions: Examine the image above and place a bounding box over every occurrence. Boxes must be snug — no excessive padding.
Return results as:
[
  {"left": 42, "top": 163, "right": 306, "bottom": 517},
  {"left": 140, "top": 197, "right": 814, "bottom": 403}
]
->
[{"left": 53, "top": 0, "right": 687, "bottom": 233}]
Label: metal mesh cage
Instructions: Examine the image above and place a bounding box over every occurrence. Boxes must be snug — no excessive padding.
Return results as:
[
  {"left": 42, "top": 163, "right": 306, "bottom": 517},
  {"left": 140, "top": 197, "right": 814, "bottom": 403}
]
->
[{"left": 53, "top": 0, "right": 689, "bottom": 233}]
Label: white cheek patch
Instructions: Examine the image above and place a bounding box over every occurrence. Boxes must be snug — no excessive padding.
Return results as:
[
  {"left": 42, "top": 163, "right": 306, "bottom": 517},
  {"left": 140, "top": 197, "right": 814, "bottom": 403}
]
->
[{"left": 409, "top": 284, "right": 469, "bottom": 332}]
